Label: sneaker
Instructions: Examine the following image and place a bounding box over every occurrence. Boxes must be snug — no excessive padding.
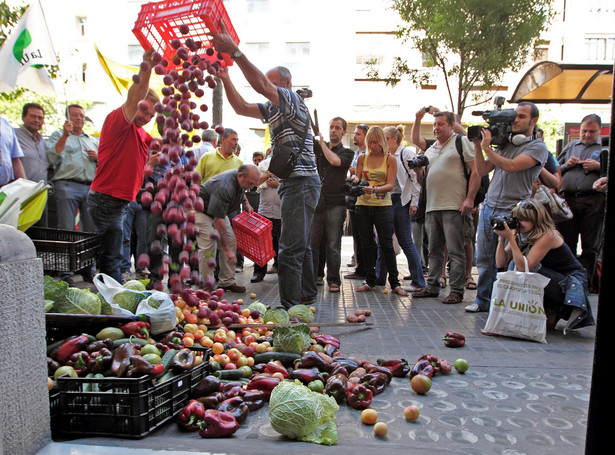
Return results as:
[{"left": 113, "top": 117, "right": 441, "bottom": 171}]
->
[
  {"left": 221, "top": 283, "right": 246, "bottom": 293},
  {"left": 465, "top": 303, "right": 485, "bottom": 313},
  {"left": 267, "top": 266, "right": 278, "bottom": 274}
]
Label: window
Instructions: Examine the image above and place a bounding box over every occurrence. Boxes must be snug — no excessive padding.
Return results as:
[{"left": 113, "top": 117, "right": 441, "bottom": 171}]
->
[
  {"left": 286, "top": 42, "right": 310, "bottom": 61},
  {"left": 247, "top": 0, "right": 269, "bottom": 13},
  {"left": 77, "top": 16, "right": 87, "bottom": 36},
  {"left": 585, "top": 37, "right": 615, "bottom": 61}
]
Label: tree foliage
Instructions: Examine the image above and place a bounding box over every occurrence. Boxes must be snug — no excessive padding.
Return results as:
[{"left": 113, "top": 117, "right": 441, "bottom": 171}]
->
[{"left": 367, "top": 0, "right": 555, "bottom": 115}]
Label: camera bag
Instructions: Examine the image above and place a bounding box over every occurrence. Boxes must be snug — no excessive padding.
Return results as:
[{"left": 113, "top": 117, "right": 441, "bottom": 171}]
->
[{"left": 268, "top": 118, "right": 310, "bottom": 179}]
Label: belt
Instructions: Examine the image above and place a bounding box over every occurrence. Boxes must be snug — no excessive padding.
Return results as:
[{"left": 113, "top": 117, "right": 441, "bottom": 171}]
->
[
  {"left": 564, "top": 191, "right": 595, "bottom": 198},
  {"left": 57, "top": 178, "right": 92, "bottom": 185}
]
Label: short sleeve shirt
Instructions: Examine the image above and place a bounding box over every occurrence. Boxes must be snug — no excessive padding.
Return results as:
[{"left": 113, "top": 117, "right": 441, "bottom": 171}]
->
[
  {"left": 198, "top": 169, "right": 243, "bottom": 219},
  {"left": 0, "top": 117, "right": 24, "bottom": 186}
]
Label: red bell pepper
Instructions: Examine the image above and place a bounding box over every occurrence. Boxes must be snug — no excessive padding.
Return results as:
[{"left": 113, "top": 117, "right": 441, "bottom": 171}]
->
[
  {"left": 198, "top": 409, "right": 239, "bottom": 438},
  {"left": 264, "top": 361, "right": 289, "bottom": 377},
  {"left": 246, "top": 375, "right": 280, "bottom": 400},
  {"left": 418, "top": 354, "right": 441, "bottom": 374},
  {"left": 377, "top": 358, "right": 410, "bottom": 377},
  {"left": 313, "top": 334, "right": 340, "bottom": 350},
  {"left": 361, "top": 372, "right": 388, "bottom": 395},
  {"left": 67, "top": 351, "right": 91, "bottom": 375},
  {"left": 55, "top": 334, "right": 91, "bottom": 364},
  {"left": 346, "top": 383, "right": 373, "bottom": 409},
  {"left": 87, "top": 348, "right": 113, "bottom": 374},
  {"left": 177, "top": 399, "right": 206, "bottom": 431},
  {"left": 120, "top": 321, "right": 151, "bottom": 339},
  {"left": 410, "top": 359, "right": 434, "bottom": 378},
  {"left": 443, "top": 332, "right": 466, "bottom": 348},
  {"left": 216, "top": 396, "right": 249, "bottom": 423}
]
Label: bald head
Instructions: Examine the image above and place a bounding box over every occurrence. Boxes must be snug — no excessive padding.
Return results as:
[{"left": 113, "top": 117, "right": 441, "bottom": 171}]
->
[
  {"left": 266, "top": 66, "right": 292, "bottom": 89},
  {"left": 237, "top": 164, "right": 260, "bottom": 190}
]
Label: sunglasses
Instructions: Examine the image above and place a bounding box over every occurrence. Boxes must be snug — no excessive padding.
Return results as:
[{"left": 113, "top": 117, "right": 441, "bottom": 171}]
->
[
  {"left": 357, "top": 124, "right": 369, "bottom": 133},
  {"left": 517, "top": 200, "right": 537, "bottom": 210}
]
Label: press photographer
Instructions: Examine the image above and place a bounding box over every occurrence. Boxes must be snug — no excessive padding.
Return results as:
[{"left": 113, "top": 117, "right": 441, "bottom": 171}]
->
[{"left": 466, "top": 101, "right": 550, "bottom": 314}]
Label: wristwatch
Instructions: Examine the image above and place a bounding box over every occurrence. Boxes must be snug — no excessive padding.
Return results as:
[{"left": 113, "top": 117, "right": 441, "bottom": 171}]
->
[{"left": 231, "top": 49, "right": 243, "bottom": 60}]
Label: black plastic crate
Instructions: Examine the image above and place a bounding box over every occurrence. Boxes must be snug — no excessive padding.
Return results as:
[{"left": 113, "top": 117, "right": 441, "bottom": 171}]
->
[
  {"left": 49, "top": 389, "right": 61, "bottom": 437},
  {"left": 27, "top": 227, "right": 102, "bottom": 272},
  {"left": 55, "top": 353, "right": 210, "bottom": 438}
]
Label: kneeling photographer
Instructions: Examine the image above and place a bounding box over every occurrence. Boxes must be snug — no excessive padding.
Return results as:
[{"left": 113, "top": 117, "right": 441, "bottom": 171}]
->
[
  {"left": 466, "top": 101, "right": 550, "bottom": 313},
  {"left": 493, "top": 199, "right": 594, "bottom": 334}
]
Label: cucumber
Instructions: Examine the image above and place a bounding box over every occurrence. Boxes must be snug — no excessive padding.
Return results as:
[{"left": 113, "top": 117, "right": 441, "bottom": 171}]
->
[
  {"left": 160, "top": 349, "right": 178, "bottom": 374},
  {"left": 214, "top": 369, "right": 244, "bottom": 380},
  {"left": 253, "top": 352, "right": 301, "bottom": 367},
  {"left": 156, "top": 370, "right": 175, "bottom": 384},
  {"left": 112, "top": 337, "right": 150, "bottom": 348},
  {"left": 83, "top": 373, "right": 95, "bottom": 392},
  {"left": 220, "top": 378, "right": 250, "bottom": 385}
]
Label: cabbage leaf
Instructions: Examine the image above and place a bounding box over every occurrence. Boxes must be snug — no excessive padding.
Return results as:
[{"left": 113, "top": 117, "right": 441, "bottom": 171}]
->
[{"left": 53, "top": 288, "right": 101, "bottom": 315}]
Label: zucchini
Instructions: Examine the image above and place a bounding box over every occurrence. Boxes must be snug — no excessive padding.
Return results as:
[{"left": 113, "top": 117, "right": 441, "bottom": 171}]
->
[
  {"left": 46, "top": 338, "right": 68, "bottom": 356},
  {"left": 220, "top": 378, "right": 250, "bottom": 385},
  {"left": 160, "top": 348, "right": 178, "bottom": 374},
  {"left": 214, "top": 369, "right": 244, "bottom": 380},
  {"left": 253, "top": 352, "right": 301, "bottom": 367},
  {"left": 156, "top": 370, "right": 175, "bottom": 384},
  {"left": 112, "top": 337, "right": 150, "bottom": 348}
]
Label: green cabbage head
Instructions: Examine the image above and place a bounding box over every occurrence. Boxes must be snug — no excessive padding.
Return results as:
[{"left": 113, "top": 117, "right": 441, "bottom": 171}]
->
[
  {"left": 247, "top": 301, "right": 268, "bottom": 317},
  {"left": 269, "top": 380, "right": 338, "bottom": 445},
  {"left": 272, "top": 323, "right": 311, "bottom": 354},
  {"left": 112, "top": 290, "right": 147, "bottom": 313},
  {"left": 123, "top": 280, "right": 147, "bottom": 291},
  {"left": 287, "top": 304, "right": 314, "bottom": 323},
  {"left": 264, "top": 307, "right": 290, "bottom": 324},
  {"left": 53, "top": 288, "right": 101, "bottom": 315}
]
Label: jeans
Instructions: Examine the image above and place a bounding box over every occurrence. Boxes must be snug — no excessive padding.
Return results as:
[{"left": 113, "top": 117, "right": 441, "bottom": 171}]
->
[
  {"left": 254, "top": 216, "right": 281, "bottom": 276},
  {"left": 376, "top": 194, "right": 426, "bottom": 288},
  {"left": 87, "top": 191, "right": 128, "bottom": 283},
  {"left": 424, "top": 210, "right": 466, "bottom": 295},
  {"left": 311, "top": 204, "right": 346, "bottom": 286},
  {"left": 277, "top": 174, "right": 321, "bottom": 307},
  {"left": 349, "top": 209, "right": 365, "bottom": 275},
  {"left": 355, "top": 205, "right": 400, "bottom": 288},
  {"left": 474, "top": 204, "right": 510, "bottom": 310},
  {"left": 121, "top": 201, "right": 147, "bottom": 273}
]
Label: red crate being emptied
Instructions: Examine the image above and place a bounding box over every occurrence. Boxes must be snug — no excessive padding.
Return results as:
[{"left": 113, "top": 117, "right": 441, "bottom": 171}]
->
[
  {"left": 132, "top": 0, "right": 240, "bottom": 70},
  {"left": 232, "top": 211, "right": 275, "bottom": 267}
]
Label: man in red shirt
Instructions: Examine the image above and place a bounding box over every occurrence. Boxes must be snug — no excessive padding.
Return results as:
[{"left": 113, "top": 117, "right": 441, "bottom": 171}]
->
[{"left": 88, "top": 48, "right": 159, "bottom": 282}]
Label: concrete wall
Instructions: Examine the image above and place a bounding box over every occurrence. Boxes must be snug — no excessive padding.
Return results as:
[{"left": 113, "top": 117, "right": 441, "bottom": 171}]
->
[{"left": 0, "top": 225, "right": 50, "bottom": 455}]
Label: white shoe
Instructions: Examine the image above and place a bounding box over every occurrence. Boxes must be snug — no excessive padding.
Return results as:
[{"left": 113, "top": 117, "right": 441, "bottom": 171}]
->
[{"left": 465, "top": 303, "right": 483, "bottom": 313}]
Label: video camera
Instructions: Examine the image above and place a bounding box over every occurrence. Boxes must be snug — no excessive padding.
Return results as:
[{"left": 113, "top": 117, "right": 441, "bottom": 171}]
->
[
  {"left": 341, "top": 179, "right": 368, "bottom": 209},
  {"left": 490, "top": 215, "right": 518, "bottom": 231},
  {"left": 467, "top": 96, "right": 515, "bottom": 146},
  {"left": 407, "top": 155, "right": 429, "bottom": 169}
]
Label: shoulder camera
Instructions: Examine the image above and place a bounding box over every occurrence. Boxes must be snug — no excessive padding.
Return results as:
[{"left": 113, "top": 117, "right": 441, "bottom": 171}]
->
[{"left": 466, "top": 97, "right": 515, "bottom": 146}]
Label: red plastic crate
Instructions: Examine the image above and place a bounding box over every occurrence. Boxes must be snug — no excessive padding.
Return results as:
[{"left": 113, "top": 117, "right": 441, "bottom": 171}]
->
[
  {"left": 132, "top": 0, "right": 239, "bottom": 70},
  {"left": 232, "top": 211, "right": 275, "bottom": 267}
]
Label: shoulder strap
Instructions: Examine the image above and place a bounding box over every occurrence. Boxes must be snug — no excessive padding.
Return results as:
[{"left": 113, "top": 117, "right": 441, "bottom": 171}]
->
[{"left": 455, "top": 135, "right": 471, "bottom": 187}]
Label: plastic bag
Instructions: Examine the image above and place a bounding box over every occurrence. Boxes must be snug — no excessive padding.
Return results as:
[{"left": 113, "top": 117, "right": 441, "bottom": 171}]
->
[
  {"left": 94, "top": 273, "right": 176, "bottom": 335},
  {"left": 483, "top": 257, "right": 550, "bottom": 343}
]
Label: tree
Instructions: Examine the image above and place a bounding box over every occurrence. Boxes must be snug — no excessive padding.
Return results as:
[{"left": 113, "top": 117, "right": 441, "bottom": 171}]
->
[{"left": 367, "top": 0, "right": 554, "bottom": 116}]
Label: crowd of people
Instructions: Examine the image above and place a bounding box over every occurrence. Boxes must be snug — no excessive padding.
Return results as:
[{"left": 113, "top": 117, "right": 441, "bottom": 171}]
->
[{"left": 0, "top": 24, "right": 607, "bottom": 332}]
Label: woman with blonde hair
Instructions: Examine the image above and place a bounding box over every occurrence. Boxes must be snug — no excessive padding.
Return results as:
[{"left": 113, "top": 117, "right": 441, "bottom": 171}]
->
[
  {"left": 494, "top": 198, "right": 594, "bottom": 334},
  {"left": 353, "top": 126, "right": 408, "bottom": 295}
]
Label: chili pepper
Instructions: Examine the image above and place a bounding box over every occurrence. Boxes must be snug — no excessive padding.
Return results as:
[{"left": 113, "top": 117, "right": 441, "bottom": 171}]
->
[
  {"left": 172, "top": 348, "right": 195, "bottom": 371},
  {"left": 443, "top": 332, "right": 466, "bottom": 348},
  {"left": 111, "top": 343, "right": 137, "bottom": 377},
  {"left": 120, "top": 321, "right": 151, "bottom": 339},
  {"left": 55, "top": 334, "right": 90, "bottom": 364},
  {"left": 67, "top": 351, "right": 91, "bottom": 375},
  {"left": 47, "top": 357, "right": 60, "bottom": 376},
  {"left": 127, "top": 355, "right": 155, "bottom": 378},
  {"left": 264, "top": 361, "right": 289, "bottom": 377},
  {"left": 410, "top": 359, "right": 434, "bottom": 378},
  {"left": 418, "top": 354, "right": 441, "bottom": 374},
  {"left": 364, "top": 364, "right": 393, "bottom": 384},
  {"left": 161, "top": 330, "right": 184, "bottom": 350},
  {"left": 216, "top": 396, "right": 249, "bottom": 423},
  {"left": 197, "top": 392, "right": 225, "bottom": 409},
  {"left": 324, "top": 373, "right": 348, "bottom": 403},
  {"left": 193, "top": 375, "right": 222, "bottom": 398},
  {"left": 313, "top": 334, "right": 341, "bottom": 350},
  {"left": 177, "top": 399, "right": 206, "bottom": 431},
  {"left": 377, "top": 358, "right": 411, "bottom": 377},
  {"left": 300, "top": 351, "right": 330, "bottom": 371},
  {"left": 87, "top": 348, "right": 113, "bottom": 374},
  {"left": 346, "top": 383, "right": 373, "bottom": 409},
  {"left": 361, "top": 372, "right": 388, "bottom": 395},
  {"left": 329, "top": 357, "right": 358, "bottom": 373},
  {"left": 246, "top": 375, "right": 281, "bottom": 399},
  {"left": 198, "top": 409, "right": 239, "bottom": 438},
  {"left": 329, "top": 362, "right": 350, "bottom": 377},
  {"left": 288, "top": 367, "right": 324, "bottom": 385},
  {"left": 85, "top": 338, "right": 114, "bottom": 353}
]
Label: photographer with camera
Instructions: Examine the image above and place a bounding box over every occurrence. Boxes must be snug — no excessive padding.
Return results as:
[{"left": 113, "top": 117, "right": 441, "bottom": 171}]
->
[
  {"left": 311, "top": 117, "right": 354, "bottom": 292},
  {"left": 353, "top": 126, "right": 408, "bottom": 296},
  {"left": 466, "top": 102, "right": 549, "bottom": 313},
  {"left": 491, "top": 199, "right": 594, "bottom": 334},
  {"left": 411, "top": 110, "right": 479, "bottom": 304}
]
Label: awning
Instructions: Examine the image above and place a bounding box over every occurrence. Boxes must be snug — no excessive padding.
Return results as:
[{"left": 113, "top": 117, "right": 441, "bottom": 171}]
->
[{"left": 509, "top": 61, "right": 613, "bottom": 104}]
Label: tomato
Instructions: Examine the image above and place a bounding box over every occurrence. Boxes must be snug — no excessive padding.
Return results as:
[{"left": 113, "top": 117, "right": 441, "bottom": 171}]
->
[
  {"left": 361, "top": 408, "right": 378, "bottom": 425},
  {"left": 410, "top": 374, "right": 432, "bottom": 395},
  {"left": 454, "top": 358, "right": 469, "bottom": 374},
  {"left": 307, "top": 379, "right": 325, "bottom": 393},
  {"left": 404, "top": 405, "right": 420, "bottom": 421},
  {"left": 374, "top": 422, "right": 388, "bottom": 437},
  {"left": 140, "top": 344, "right": 161, "bottom": 356},
  {"left": 212, "top": 342, "right": 225, "bottom": 355},
  {"left": 54, "top": 365, "right": 77, "bottom": 380},
  {"left": 142, "top": 353, "right": 162, "bottom": 364},
  {"left": 227, "top": 348, "right": 241, "bottom": 362}
]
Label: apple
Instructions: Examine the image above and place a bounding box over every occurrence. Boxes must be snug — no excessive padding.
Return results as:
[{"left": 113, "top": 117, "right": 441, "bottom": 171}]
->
[
  {"left": 404, "top": 405, "right": 420, "bottom": 421},
  {"left": 410, "top": 374, "right": 432, "bottom": 395},
  {"left": 361, "top": 408, "right": 378, "bottom": 425},
  {"left": 373, "top": 422, "right": 388, "bottom": 437},
  {"left": 454, "top": 358, "right": 469, "bottom": 374}
]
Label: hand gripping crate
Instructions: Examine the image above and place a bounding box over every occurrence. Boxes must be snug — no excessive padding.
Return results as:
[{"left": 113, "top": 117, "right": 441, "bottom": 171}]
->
[
  {"left": 232, "top": 211, "right": 275, "bottom": 267},
  {"left": 132, "top": 0, "right": 239, "bottom": 70},
  {"left": 26, "top": 227, "right": 102, "bottom": 272},
  {"left": 54, "top": 352, "right": 210, "bottom": 438}
]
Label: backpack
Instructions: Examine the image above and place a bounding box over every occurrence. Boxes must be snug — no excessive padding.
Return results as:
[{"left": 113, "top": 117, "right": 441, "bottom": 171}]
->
[{"left": 455, "top": 135, "right": 489, "bottom": 207}]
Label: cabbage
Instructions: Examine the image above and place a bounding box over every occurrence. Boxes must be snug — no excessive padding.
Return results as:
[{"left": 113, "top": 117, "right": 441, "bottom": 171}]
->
[
  {"left": 53, "top": 288, "right": 101, "bottom": 315},
  {"left": 264, "top": 307, "right": 290, "bottom": 324},
  {"left": 269, "top": 380, "right": 338, "bottom": 445},
  {"left": 44, "top": 275, "right": 68, "bottom": 301},
  {"left": 272, "top": 323, "right": 311, "bottom": 354},
  {"left": 247, "top": 301, "right": 268, "bottom": 317},
  {"left": 112, "top": 290, "right": 147, "bottom": 313},
  {"left": 44, "top": 300, "right": 54, "bottom": 313},
  {"left": 97, "top": 293, "right": 113, "bottom": 315},
  {"left": 287, "top": 304, "right": 314, "bottom": 323},
  {"left": 123, "top": 280, "right": 147, "bottom": 291}
]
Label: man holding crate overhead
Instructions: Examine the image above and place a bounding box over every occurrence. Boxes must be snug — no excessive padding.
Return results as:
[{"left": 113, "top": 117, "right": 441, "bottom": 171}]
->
[{"left": 209, "top": 20, "right": 321, "bottom": 309}]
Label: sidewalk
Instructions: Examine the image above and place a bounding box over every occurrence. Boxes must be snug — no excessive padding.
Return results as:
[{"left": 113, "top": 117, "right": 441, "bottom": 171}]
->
[{"left": 40, "top": 236, "right": 596, "bottom": 455}]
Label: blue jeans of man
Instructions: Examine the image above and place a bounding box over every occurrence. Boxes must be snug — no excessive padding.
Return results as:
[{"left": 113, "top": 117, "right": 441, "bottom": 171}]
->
[
  {"left": 277, "top": 174, "right": 321, "bottom": 308},
  {"left": 87, "top": 191, "right": 128, "bottom": 283},
  {"left": 311, "top": 204, "right": 346, "bottom": 286},
  {"left": 473, "top": 204, "right": 511, "bottom": 310},
  {"left": 355, "top": 205, "right": 400, "bottom": 288},
  {"left": 121, "top": 200, "right": 147, "bottom": 273},
  {"left": 376, "top": 194, "right": 426, "bottom": 288}
]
